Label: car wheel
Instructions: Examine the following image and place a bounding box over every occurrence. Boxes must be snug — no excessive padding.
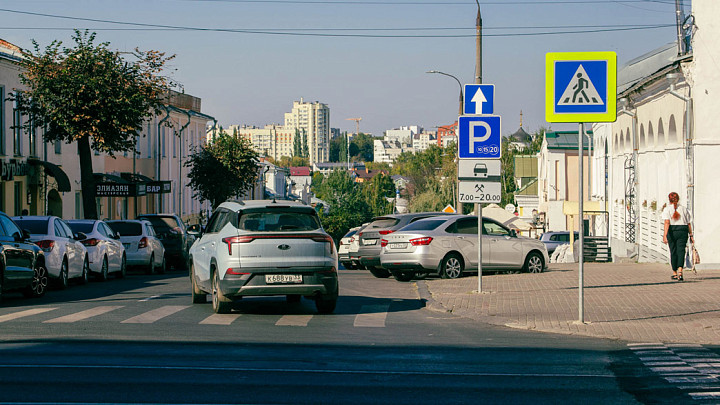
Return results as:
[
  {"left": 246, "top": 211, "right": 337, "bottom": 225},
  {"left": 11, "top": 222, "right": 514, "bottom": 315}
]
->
[
  {"left": 524, "top": 252, "right": 544, "bottom": 273},
  {"left": 117, "top": 255, "right": 127, "bottom": 279},
  {"left": 56, "top": 259, "right": 69, "bottom": 289},
  {"left": 391, "top": 270, "right": 415, "bottom": 282},
  {"left": 97, "top": 256, "right": 109, "bottom": 282},
  {"left": 157, "top": 255, "right": 166, "bottom": 274},
  {"left": 368, "top": 266, "right": 391, "bottom": 278},
  {"left": 23, "top": 264, "right": 48, "bottom": 298},
  {"left": 286, "top": 294, "right": 302, "bottom": 303},
  {"left": 190, "top": 263, "right": 206, "bottom": 304},
  {"left": 315, "top": 294, "right": 337, "bottom": 314},
  {"left": 78, "top": 258, "right": 89, "bottom": 285},
  {"left": 146, "top": 254, "right": 155, "bottom": 275},
  {"left": 211, "top": 270, "right": 232, "bottom": 314},
  {"left": 441, "top": 254, "right": 464, "bottom": 279}
]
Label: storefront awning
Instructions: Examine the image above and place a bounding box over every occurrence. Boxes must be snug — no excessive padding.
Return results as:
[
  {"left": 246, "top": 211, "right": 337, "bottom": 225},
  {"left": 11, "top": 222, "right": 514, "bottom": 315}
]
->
[
  {"left": 28, "top": 159, "right": 71, "bottom": 192},
  {"left": 94, "top": 172, "right": 146, "bottom": 197}
]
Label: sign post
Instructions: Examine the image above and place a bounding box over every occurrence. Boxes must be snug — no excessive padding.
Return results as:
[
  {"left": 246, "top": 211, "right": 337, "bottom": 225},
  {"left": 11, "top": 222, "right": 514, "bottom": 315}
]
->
[
  {"left": 546, "top": 51, "right": 617, "bottom": 323},
  {"left": 458, "top": 85, "right": 501, "bottom": 294}
]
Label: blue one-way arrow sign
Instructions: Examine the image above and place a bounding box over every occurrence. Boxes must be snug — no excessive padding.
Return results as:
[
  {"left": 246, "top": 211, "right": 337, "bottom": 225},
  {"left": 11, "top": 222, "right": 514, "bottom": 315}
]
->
[{"left": 464, "top": 84, "right": 495, "bottom": 115}]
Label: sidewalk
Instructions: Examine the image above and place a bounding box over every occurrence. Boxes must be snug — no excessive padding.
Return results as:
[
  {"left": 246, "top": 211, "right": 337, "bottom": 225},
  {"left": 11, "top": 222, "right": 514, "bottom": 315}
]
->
[{"left": 419, "top": 262, "right": 720, "bottom": 344}]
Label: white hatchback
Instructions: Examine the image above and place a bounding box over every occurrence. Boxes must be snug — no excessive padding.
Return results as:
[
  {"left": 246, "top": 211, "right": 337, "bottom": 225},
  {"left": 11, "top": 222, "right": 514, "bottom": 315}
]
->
[
  {"left": 13, "top": 215, "right": 89, "bottom": 288},
  {"left": 106, "top": 220, "right": 166, "bottom": 274},
  {"left": 67, "top": 220, "right": 127, "bottom": 280}
]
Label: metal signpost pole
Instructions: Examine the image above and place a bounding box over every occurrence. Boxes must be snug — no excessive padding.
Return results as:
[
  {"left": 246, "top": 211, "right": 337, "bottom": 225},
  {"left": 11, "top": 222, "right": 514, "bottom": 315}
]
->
[
  {"left": 578, "top": 122, "right": 585, "bottom": 323},
  {"left": 478, "top": 204, "right": 483, "bottom": 293}
]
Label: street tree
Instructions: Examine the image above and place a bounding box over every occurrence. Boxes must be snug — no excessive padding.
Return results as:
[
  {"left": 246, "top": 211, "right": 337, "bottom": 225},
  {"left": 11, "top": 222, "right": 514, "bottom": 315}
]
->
[
  {"left": 363, "top": 172, "right": 395, "bottom": 217},
  {"left": 313, "top": 170, "right": 370, "bottom": 242},
  {"left": 185, "top": 131, "right": 259, "bottom": 209},
  {"left": 12, "top": 30, "right": 175, "bottom": 219}
]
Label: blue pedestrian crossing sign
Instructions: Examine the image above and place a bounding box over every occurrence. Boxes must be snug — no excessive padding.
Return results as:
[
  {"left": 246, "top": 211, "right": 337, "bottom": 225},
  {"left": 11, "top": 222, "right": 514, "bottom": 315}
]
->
[
  {"left": 545, "top": 52, "right": 617, "bottom": 123},
  {"left": 464, "top": 84, "right": 494, "bottom": 115},
  {"left": 457, "top": 115, "right": 501, "bottom": 159}
]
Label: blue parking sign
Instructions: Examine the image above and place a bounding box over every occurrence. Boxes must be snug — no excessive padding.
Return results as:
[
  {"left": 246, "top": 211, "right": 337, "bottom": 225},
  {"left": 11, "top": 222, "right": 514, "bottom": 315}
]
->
[{"left": 458, "top": 115, "right": 501, "bottom": 159}]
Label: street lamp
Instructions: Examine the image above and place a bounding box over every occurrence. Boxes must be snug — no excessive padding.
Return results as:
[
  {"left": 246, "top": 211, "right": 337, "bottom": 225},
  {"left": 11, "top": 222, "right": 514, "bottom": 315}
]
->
[{"left": 426, "top": 70, "right": 463, "bottom": 116}]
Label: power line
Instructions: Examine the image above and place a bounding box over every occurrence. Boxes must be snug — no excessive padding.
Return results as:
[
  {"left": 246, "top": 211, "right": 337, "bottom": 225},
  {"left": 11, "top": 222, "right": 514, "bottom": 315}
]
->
[{"left": 168, "top": 0, "right": 675, "bottom": 4}]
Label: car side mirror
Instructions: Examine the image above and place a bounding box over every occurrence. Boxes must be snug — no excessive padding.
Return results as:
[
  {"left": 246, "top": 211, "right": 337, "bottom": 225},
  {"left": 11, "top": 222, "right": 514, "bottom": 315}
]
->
[
  {"left": 187, "top": 224, "right": 202, "bottom": 236},
  {"left": 510, "top": 229, "right": 518, "bottom": 238},
  {"left": 22, "top": 229, "right": 31, "bottom": 241}
]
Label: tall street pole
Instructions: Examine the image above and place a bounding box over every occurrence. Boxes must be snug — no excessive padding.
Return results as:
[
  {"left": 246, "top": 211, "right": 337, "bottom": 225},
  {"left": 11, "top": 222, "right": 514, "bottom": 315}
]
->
[{"left": 475, "top": 0, "right": 483, "bottom": 293}]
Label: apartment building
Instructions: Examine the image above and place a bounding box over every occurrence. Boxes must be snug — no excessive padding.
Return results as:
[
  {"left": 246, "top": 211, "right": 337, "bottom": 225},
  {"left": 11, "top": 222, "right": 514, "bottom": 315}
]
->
[
  {"left": 231, "top": 124, "right": 295, "bottom": 161},
  {"left": 284, "top": 98, "right": 330, "bottom": 165}
]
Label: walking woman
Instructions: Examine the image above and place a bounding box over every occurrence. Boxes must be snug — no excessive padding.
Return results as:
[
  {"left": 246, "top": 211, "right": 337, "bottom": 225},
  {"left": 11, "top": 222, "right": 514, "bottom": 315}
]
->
[{"left": 662, "top": 192, "right": 693, "bottom": 281}]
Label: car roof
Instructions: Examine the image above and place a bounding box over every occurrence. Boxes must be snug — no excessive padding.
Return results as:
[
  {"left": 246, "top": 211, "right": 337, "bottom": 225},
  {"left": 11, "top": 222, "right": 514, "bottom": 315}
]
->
[{"left": 219, "top": 199, "right": 313, "bottom": 212}]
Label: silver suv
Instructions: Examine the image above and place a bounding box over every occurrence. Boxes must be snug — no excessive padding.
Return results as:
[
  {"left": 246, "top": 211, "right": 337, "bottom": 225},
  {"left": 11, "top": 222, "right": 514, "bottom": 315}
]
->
[{"left": 189, "top": 200, "right": 339, "bottom": 314}]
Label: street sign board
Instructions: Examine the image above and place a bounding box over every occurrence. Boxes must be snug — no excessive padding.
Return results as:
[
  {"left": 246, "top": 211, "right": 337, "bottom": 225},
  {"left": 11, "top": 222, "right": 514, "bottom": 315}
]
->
[
  {"left": 458, "top": 159, "right": 501, "bottom": 182},
  {"left": 545, "top": 51, "right": 617, "bottom": 123},
  {"left": 458, "top": 181, "right": 501, "bottom": 204},
  {"left": 457, "top": 115, "right": 501, "bottom": 159},
  {"left": 464, "top": 84, "right": 495, "bottom": 115}
]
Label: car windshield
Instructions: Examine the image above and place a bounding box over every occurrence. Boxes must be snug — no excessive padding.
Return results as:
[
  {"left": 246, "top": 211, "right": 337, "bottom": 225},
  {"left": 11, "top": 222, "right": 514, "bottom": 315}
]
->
[
  {"left": 138, "top": 216, "right": 178, "bottom": 234},
  {"left": 108, "top": 222, "right": 143, "bottom": 236},
  {"left": 67, "top": 222, "right": 94, "bottom": 234},
  {"left": 368, "top": 218, "right": 399, "bottom": 229},
  {"left": 13, "top": 218, "right": 48, "bottom": 234},
  {"left": 400, "top": 219, "right": 447, "bottom": 232},
  {"left": 238, "top": 211, "right": 321, "bottom": 232}
]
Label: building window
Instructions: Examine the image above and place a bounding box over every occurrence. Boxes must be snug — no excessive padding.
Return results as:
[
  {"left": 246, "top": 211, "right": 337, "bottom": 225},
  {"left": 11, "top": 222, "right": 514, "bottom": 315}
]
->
[
  {"left": 55, "top": 140, "right": 62, "bottom": 154},
  {"left": 29, "top": 121, "right": 37, "bottom": 157},
  {"left": 173, "top": 130, "right": 176, "bottom": 158},
  {"left": 147, "top": 123, "right": 152, "bottom": 158},
  {"left": 162, "top": 127, "right": 166, "bottom": 157},
  {"left": 14, "top": 181, "right": 22, "bottom": 216},
  {"left": 13, "top": 91, "right": 22, "bottom": 156},
  {"left": 0, "top": 86, "right": 5, "bottom": 155},
  {"left": 75, "top": 192, "right": 83, "bottom": 219}
]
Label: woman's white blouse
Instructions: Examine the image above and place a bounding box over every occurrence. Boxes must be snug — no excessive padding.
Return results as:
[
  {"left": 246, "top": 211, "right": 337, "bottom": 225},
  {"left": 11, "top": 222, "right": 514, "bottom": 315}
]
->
[{"left": 661, "top": 204, "right": 692, "bottom": 226}]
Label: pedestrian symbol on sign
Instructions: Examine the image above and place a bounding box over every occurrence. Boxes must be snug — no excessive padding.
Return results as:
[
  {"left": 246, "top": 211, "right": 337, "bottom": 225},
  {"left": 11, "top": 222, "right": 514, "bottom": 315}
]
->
[{"left": 558, "top": 64, "right": 603, "bottom": 106}]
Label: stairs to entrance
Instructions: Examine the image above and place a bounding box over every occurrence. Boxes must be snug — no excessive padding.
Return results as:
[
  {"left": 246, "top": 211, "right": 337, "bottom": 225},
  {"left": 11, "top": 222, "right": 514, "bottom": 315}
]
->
[{"left": 584, "top": 236, "right": 612, "bottom": 262}]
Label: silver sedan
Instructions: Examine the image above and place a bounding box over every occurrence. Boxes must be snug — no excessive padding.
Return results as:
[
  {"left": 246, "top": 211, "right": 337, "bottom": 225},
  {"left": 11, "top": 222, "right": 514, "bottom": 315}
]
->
[{"left": 380, "top": 215, "right": 549, "bottom": 281}]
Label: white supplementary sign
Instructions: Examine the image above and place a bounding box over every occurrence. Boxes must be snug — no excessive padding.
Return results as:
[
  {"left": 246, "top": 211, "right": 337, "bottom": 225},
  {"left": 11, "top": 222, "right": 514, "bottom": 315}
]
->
[
  {"left": 458, "top": 159, "right": 501, "bottom": 182},
  {"left": 458, "top": 181, "right": 501, "bottom": 203}
]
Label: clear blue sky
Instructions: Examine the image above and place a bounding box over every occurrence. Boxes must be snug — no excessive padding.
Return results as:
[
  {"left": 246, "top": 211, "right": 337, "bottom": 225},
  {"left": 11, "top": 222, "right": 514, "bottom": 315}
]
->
[{"left": 0, "top": 0, "right": 687, "bottom": 137}]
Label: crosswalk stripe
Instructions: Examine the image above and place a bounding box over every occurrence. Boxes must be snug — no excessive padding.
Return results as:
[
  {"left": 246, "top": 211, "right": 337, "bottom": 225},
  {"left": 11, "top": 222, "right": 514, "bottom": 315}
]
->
[
  {"left": 44, "top": 306, "right": 123, "bottom": 323},
  {"left": 0, "top": 308, "right": 57, "bottom": 323},
  {"left": 354, "top": 304, "right": 390, "bottom": 327},
  {"left": 275, "top": 315, "right": 313, "bottom": 326},
  {"left": 200, "top": 314, "right": 241, "bottom": 325},
  {"left": 121, "top": 305, "right": 189, "bottom": 324}
]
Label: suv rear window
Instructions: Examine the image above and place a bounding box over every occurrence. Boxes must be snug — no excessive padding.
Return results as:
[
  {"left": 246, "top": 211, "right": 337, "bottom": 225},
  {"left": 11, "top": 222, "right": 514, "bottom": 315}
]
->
[
  {"left": 239, "top": 211, "right": 321, "bottom": 232},
  {"left": 138, "top": 216, "right": 179, "bottom": 234},
  {"left": 108, "top": 222, "right": 143, "bottom": 236},
  {"left": 368, "top": 218, "right": 399, "bottom": 229}
]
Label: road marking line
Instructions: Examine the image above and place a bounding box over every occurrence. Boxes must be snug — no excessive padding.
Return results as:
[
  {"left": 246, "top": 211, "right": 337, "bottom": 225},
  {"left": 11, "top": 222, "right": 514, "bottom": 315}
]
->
[
  {"left": 200, "top": 314, "right": 241, "bottom": 325},
  {"left": 664, "top": 376, "right": 719, "bottom": 383},
  {"left": 689, "top": 392, "right": 720, "bottom": 400},
  {"left": 139, "top": 294, "right": 163, "bottom": 302},
  {"left": 0, "top": 308, "right": 57, "bottom": 323},
  {"left": 43, "top": 306, "right": 123, "bottom": 323},
  {"left": 121, "top": 306, "right": 189, "bottom": 324},
  {"left": 354, "top": 304, "right": 390, "bottom": 327},
  {"left": 275, "top": 315, "right": 313, "bottom": 326}
]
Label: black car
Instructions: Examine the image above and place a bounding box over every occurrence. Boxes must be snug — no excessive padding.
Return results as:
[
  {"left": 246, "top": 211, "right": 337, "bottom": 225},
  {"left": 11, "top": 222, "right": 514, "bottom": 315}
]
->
[
  {"left": 0, "top": 211, "right": 48, "bottom": 301},
  {"left": 136, "top": 214, "right": 191, "bottom": 270}
]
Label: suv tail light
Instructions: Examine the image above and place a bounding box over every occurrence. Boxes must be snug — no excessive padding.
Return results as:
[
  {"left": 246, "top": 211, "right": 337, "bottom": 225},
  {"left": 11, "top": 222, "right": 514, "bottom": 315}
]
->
[
  {"left": 378, "top": 230, "right": 395, "bottom": 235},
  {"left": 138, "top": 237, "right": 149, "bottom": 249},
  {"left": 36, "top": 240, "right": 55, "bottom": 251},
  {"left": 81, "top": 238, "right": 100, "bottom": 247},
  {"left": 222, "top": 236, "right": 254, "bottom": 255},
  {"left": 409, "top": 237, "right": 433, "bottom": 246},
  {"left": 311, "top": 235, "right": 335, "bottom": 254},
  {"left": 380, "top": 239, "right": 388, "bottom": 247}
]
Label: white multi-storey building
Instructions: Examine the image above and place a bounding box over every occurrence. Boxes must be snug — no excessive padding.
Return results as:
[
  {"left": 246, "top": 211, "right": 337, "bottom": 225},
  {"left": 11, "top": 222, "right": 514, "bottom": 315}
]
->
[
  {"left": 231, "top": 124, "right": 295, "bottom": 161},
  {"left": 373, "top": 140, "right": 404, "bottom": 165},
  {"left": 284, "top": 98, "right": 330, "bottom": 165},
  {"left": 385, "top": 126, "right": 420, "bottom": 145}
]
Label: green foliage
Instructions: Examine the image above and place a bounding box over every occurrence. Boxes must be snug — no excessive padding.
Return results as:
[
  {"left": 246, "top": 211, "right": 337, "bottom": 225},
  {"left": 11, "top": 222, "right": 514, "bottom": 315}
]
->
[
  {"left": 329, "top": 132, "right": 349, "bottom": 163},
  {"left": 185, "top": 131, "right": 259, "bottom": 209},
  {"left": 349, "top": 132, "right": 375, "bottom": 162},
  {"left": 363, "top": 172, "right": 395, "bottom": 217},
  {"left": 313, "top": 170, "right": 371, "bottom": 242},
  {"left": 276, "top": 156, "right": 309, "bottom": 168},
  {"left": 364, "top": 162, "right": 391, "bottom": 172},
  {"left": 12, "top": 30, "right": 175, "bottom": 218},
  {"left": 392, "top": 144, "right": 451, "bottom": 196}
]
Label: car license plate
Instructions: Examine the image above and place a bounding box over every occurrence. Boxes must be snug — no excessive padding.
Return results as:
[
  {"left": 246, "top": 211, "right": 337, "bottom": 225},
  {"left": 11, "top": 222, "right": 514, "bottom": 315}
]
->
[
  {"left": 389, "top": 242, "right": 407, "bottom": 249},
  {"left": 364, "top": 239, "right": 377, "bottom": 245},
  {"left": 265, "top": 274, "right": 303, "bottom": 284}
]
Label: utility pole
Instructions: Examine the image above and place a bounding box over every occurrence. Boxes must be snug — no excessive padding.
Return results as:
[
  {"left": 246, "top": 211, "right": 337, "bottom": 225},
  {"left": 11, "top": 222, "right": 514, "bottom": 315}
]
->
[
  {"left": 675, "top": 0, "right": 686, "bottom": 56},
  {"left": 475, "top": 0, "right": 482, "bottom": 85}
]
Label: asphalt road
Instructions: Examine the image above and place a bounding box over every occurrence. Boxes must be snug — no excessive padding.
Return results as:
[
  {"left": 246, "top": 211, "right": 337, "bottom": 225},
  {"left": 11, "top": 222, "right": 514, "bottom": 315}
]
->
[{"left": 0, "top": 269, "right": 705, "bottom": 404}]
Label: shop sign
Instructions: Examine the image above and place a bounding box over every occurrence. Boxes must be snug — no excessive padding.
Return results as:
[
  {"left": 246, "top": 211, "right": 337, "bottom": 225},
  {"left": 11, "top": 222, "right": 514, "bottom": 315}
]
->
[
  {"left": 146, "top": 181, "right": 171, "bottom": 194},
  {"left": 96, "top": 182, "right": 144, "bottom": 197},
  {"left": 1, "top": 159, "right": 29, "bottom": 181}
]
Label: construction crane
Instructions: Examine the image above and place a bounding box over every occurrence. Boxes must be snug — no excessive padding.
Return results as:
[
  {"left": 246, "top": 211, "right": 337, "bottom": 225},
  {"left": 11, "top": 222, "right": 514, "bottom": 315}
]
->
[{"left": 346, "top": 117, "right": 362, "bottom": 135}]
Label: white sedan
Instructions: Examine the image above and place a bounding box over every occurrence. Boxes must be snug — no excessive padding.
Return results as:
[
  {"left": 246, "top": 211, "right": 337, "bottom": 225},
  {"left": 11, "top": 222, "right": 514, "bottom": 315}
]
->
[
  {"left": 106, "top": 220, "right": 166, "bottom": 274},
  {"left": 13, "top": 215, "right": 89, "bottom": 288},
  {"left": 67, "top": 220, "right": 127, "bottom": 280}
]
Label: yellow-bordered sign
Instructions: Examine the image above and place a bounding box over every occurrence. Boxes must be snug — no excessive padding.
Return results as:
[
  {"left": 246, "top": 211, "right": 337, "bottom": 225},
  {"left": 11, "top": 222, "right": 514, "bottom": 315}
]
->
[{"left": 545, "top": 51, "right": 617, "bottom": 123}]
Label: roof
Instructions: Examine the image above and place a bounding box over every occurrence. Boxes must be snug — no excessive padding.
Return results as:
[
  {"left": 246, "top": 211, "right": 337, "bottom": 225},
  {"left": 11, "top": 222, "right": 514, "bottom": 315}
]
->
[
  {"left": 618, "top": 42, "right": 681, "bottom": 94},
  {"left": 509, "top": 127, "right": 533, "bottom": 143},
  {"left": 290, "top": 166, "right": 311, "bottom": 176},
  {"left": 355, "top": 169, "right": 388, "bottom": 179},
  {"left": 545, "top": 131, "right": 593, "bottom": 151}
]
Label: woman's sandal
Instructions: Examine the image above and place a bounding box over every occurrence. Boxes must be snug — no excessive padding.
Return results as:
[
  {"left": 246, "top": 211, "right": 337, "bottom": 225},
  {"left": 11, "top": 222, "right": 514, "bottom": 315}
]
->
[
  {"left": 677, "top": 274, "right": 684, "bottom": 282},
  {"left": 671, "top": 274, "right": 678, "bottom": 280}
]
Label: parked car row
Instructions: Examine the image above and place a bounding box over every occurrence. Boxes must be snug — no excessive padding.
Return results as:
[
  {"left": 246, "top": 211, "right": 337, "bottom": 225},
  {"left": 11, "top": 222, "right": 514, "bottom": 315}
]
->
[
  {"left": 1, "top": 211, "right": 195, "bottom": 305},
  {"left": 341, "top": 211, "right": 550, "bottom": 282}
]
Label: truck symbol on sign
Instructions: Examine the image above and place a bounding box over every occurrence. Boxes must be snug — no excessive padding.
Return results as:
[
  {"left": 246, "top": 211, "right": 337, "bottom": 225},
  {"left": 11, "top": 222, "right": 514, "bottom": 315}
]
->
[{"left": 474, "top": 163, "right": 488, "bottom": 178}]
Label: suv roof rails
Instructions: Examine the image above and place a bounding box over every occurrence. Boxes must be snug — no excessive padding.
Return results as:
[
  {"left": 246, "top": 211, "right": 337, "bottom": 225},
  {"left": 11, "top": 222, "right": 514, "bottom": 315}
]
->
[{"left": 228, "top": 199, "right": 245, "bottom": 205}]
